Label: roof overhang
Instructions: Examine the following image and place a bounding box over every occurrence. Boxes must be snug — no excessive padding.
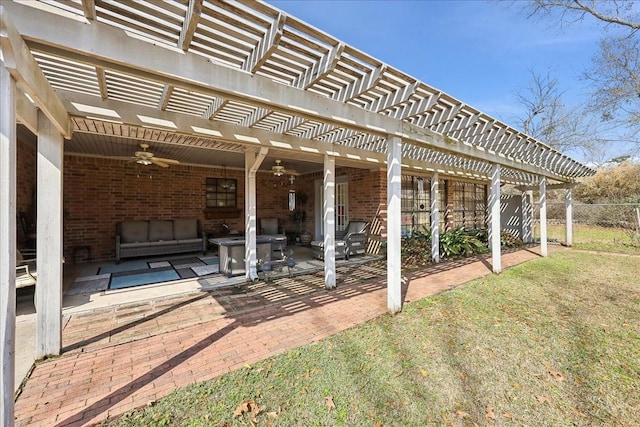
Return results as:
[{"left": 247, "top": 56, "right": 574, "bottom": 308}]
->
[{"left": 0, "top": 1, "right": 596, "bottom": 184}]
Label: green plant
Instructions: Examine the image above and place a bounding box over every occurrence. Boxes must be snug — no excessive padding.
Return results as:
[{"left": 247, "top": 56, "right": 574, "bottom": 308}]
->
[{"left": 439, "top": 227, "right": 488, "bottom": 258}]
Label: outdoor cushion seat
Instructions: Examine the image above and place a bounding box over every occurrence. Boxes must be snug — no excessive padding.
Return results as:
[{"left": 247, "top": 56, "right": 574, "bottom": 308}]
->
[
  {"left": 120, "top": 220, "right": 149, "bottom": 243},
  {"left": 259, "top": 217, "right": 286, "bottom": 257},
  {"left": 310, "top": 221, "right": 369, "bottom": 260},
  {"left": 116, "top": 219, "right": 206, "bottom": 263},
  {"left": 176, "top": 238, "right": 203, "bottom": 245},
  {"left": 259, "top": 217, "right": 282, "bottom": 235},
  {"left": 148, "top": 240, "right": 178, "bottom": 247},
  {"left": 120, "top": 242, "right": 151, "bottom": 248}
]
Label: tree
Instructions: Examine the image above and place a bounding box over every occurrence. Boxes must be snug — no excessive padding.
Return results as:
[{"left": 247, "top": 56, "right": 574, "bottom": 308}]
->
[
  {"left": 524, "top": 0, "right": 640, "bottom": 150},
  {"left": 516, "top": 68, "right": 597, "bottom": 156},
  {"left": 574, "top": 161, "right": 640, "bottom": 203}
]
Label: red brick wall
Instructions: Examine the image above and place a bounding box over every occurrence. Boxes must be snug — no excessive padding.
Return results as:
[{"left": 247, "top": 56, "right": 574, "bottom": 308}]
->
[
  {"left": 283, "top": 167, "right": 387, "bottom": 253},
  {"left": 58, "top": 154, "right": 485, "bottom": 263},
  {"left": 16, "top": 136, "right": 37, "bottom": 247},
  {"left": 63, "top": 156, "right": 331, "bottom": 262},
  {"left": 17, "top": 138, "right": 36, "bottom": 216}
]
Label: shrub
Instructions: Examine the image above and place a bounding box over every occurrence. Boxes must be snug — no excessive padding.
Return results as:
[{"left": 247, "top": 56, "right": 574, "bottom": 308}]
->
[
  {"left": 439, "top": 227, "right": 488, "bottom": 258},
  {"left": 401, "top": 227, "right": 526, "bottom": 268}
]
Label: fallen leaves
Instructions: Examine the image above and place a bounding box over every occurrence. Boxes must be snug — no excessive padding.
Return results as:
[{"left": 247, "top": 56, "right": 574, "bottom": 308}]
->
[
  {"left": 485, "top": 405, "right": 496, "bottom": 421},
  {"left": 233, "top": 399, "right": 262, "bottom": 423},
  {"left": 537, "top": 395, "right": 553, "bottom": 404},
  {"left": 545, "top": 363, "right": 565, "bottom": 381},
  {"left": 325, "top": 395, "right": 336, "bottom": 411}
]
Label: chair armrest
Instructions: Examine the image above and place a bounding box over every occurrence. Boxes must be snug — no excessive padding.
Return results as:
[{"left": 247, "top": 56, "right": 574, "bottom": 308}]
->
[
  {"left": 16, "top": 263, "right": 36, "bottom": 279},
  {"left": 345, "top": 231, "right": 367, "bottom": 241}
]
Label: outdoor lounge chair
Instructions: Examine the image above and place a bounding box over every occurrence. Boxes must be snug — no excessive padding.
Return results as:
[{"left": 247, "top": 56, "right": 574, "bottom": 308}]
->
[
  {"left": 310, "top": 220, "right": 369, "bottom": 260},
  {"left": 258, "top": 217, "right": 287, "bottom": 256},
  {"left": 16, "top": 249, "right": 37, "bottom": 290},
  {"left": 259, "top": 217, "right": 282, "bottom": 235}
]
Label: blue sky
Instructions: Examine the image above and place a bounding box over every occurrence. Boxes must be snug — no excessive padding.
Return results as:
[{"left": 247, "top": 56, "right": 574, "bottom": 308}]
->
[{"left": 269, "top": 0, "right": 611, "bottom": 160}]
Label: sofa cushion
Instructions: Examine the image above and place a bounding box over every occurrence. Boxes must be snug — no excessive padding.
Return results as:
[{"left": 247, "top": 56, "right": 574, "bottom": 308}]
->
[
  {"left": 260, "top": 218, "right": 279, "bottom": 235},
  {"left": 121, "top": 221, "right": 149, "bottom": 243},
  {"left": 120, "top": 242, "right": 151, "bottom": 248},
  {"left": 148, "top": 240, "right": 178, "bottom": 247},
  {"left": 177, "top": 238, "right": 202, "bottom": 245},
  {"left": 174, "top": 218, "right": 198, "bottom": 240},
  {"left": 149, "top": 220, "right": 174, "bottom": 241}
]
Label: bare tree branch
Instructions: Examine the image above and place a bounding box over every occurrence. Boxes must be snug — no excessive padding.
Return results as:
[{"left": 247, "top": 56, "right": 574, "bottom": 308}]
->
[{"left": 529, "top": 0, "right": 640, "bottom": 29}]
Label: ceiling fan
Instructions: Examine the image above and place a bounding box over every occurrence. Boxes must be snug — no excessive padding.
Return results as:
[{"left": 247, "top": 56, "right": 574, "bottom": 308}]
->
[
  {"left": 132, "top": 143, "right": 180, "bottom": 168},
  {"left": 271, "top": 159, "right": 298, "bottom": 177}
]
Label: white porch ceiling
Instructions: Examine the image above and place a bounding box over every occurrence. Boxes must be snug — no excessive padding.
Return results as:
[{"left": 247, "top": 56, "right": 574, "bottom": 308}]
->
[{"left": 2, "top": 0, "right": 596, "bottom": 184}]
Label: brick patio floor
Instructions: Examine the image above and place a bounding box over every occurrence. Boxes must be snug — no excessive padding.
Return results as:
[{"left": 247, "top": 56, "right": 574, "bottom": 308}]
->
[{"left": 14, "top": 246, "right": 560, "bottom": 426}]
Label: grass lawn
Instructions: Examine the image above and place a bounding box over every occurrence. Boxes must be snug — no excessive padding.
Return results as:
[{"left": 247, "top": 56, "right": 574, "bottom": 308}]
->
[
  {"left": 538, "top": 224, "right": 640, "bottom": 255},
  {"left": 103, "top": 251, "right": 640, "bottom": 426}
]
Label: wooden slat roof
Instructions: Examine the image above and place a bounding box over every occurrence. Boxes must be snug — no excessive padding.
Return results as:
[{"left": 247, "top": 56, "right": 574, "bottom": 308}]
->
[{"left": 6, "top": 0, "right": 595, "bottom": 183}]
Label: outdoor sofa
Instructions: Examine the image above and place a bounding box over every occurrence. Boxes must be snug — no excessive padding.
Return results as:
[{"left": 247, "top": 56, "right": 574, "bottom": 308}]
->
[{"left": 115, "top": 219, "right": 206, "bottom": 263}]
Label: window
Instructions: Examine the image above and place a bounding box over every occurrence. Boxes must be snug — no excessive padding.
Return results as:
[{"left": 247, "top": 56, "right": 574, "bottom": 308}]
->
[
  {"left": 206, "top": 177, "right": 237, "bottom": 208},
  {"left": 401, "top": 176, "right": 432, "bottom": 237},
  {"left": 336, "top": 181, "right": 349, "bottom": 231},
  {"left": 452, "top": 181, "right": 487, "bottom": 228}
]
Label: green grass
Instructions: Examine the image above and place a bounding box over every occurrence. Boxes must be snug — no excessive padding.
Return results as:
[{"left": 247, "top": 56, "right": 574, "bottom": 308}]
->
[
  {"left": 539, "top": 224, "right": 640, "bottom": 255},
  {"left": 103, "top": 251, "right": 640, "bottom": 426}
]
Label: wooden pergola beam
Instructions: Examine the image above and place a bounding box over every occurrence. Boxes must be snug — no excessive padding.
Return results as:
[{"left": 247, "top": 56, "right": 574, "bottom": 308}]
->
[{"left": 0, "top": 6, "right": 71, "bottom": 138}]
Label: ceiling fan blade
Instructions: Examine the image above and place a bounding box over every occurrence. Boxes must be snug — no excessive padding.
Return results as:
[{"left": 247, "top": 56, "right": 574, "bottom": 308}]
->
[
  {"left": 152, "top": 159, "right": 170, "bottom": 168},
  {"left": 286, "top": 169, "right": 300, "bottom": 176},
  {"left": 135, "top": 151, "right": 154, "bottom": 158},
  {"left": 152, "top": 157, "right": 180, "bottom": 164}
]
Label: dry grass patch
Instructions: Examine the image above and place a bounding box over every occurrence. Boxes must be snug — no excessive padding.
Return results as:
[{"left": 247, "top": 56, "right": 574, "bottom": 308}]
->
[{"left": 102, "top": 251, "right": 640, "bottom": 426}]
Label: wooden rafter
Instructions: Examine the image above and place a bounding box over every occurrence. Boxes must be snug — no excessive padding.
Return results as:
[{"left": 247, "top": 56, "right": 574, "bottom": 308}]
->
[
  {"left": 2, "top": 0, "right": 594, "bottom": 180},
  {"left": 178, "top": 0, "right": 203, "bottom": 51}
]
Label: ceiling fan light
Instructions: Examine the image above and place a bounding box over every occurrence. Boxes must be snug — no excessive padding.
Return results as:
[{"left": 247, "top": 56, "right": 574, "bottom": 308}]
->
[{"left": 137, "top": 158, "right": 152, "bottom": 165}]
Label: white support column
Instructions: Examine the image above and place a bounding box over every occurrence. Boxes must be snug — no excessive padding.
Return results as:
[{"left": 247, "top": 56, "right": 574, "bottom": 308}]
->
[
  {"left": 539, "top": 176, "right": 548, "bottom": 257},
  {"left": 36, "top": 110, "right": 64, "bottom": 359},
  {"left": 430, "top": 173, "right": 440, "bottom": 263},
  {"left": 488, "top": 164, "right": 502, "bottom": 273},
  {"left": 1, "top": 62, "right": 17, "bottom": 427},
  {"left": 387, "top": 135, "right": 402, "bottom": 313},
  {"left": 323, "top": 155, "right": 336, "bottom": 289},
  {"left": 565, "top": 186, "right": 573, "bottom": 247},
  {"left": 244, "top": 149, "right": 267, "bottom": 281},
  {"left": 521, "top": 190, "right": 533, "bottom": 244}
]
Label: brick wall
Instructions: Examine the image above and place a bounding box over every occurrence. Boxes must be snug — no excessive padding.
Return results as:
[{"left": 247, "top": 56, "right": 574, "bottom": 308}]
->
[
  {"left": 24, "top": 151, "right": 484, "bottom": 263},
  {"left": 63, "top": 156, "right": 319, "bottom": 262},
  {"left": 17, "top": 138, "right": 36, "bottom": 215},
  {"left": 17, "top": 136, "right": 37, "bottom": 247}
]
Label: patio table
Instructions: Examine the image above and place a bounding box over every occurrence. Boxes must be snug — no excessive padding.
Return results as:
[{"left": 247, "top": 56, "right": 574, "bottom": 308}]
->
[{"left": 208, "top": 235, "right": 286, "bottom": 277}]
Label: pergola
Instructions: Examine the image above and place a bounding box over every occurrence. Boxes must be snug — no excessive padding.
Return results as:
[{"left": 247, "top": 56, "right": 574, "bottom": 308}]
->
[{"left": 0, "top": 1, "right": 594, "bottom": 423}]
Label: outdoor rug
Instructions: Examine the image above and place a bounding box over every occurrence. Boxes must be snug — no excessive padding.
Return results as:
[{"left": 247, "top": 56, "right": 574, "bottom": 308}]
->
[{"left": 66, "top": 255, "right": 220, "bottom": 295}]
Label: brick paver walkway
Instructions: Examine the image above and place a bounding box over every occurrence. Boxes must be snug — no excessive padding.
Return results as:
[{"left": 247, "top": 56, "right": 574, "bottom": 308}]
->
[{"left": 14, "top": 246, "right": 559, "bottom": 426}]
